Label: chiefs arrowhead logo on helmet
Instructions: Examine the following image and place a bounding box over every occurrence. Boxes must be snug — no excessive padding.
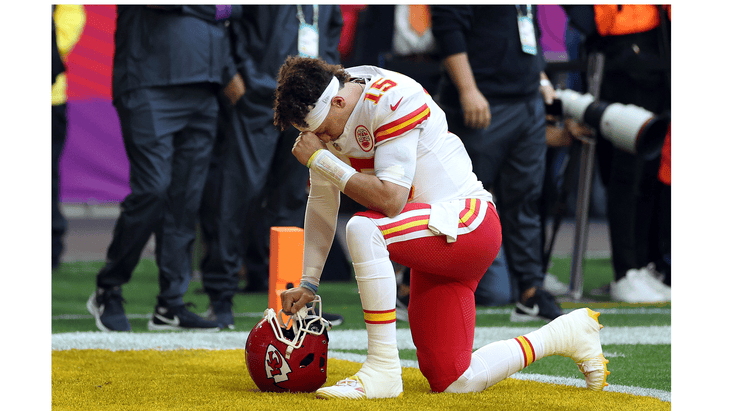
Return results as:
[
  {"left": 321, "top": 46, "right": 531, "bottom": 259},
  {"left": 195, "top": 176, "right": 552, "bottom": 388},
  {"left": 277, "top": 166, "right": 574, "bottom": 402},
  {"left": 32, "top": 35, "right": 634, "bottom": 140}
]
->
[
  {"left": 245, "top": 296, "right": 331, "bottom": 393},
  {"left": 264, "top": 344, "right": 292, "bottom": 383}
]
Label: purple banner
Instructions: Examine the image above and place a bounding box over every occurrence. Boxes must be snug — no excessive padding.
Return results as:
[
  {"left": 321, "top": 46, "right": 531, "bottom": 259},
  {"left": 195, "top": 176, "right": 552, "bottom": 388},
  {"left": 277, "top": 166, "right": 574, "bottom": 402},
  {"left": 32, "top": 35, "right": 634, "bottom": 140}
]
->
[
  {"left": 60, "top": 100, "right": 130, "bottom": 203},
  {"left": 538, "top": 5, "right": 568, "bottom": 61}
]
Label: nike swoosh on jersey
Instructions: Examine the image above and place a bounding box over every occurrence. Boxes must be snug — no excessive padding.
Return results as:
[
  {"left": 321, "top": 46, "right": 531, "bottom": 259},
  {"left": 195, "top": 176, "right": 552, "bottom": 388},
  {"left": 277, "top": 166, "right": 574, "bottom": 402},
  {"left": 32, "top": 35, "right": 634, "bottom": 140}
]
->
[{"left": 390, "top": 97, "right": 404, "bottom": 111}]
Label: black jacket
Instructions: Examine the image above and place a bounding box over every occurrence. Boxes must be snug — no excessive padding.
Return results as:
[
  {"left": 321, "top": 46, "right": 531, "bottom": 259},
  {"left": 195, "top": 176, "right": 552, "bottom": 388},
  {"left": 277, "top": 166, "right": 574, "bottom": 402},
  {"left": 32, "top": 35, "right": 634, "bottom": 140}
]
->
[
  {"left": 228, "top": 5, "right": 342, "bottom": 118},
  {"left": 431, "top": 5, "right": 545, "bottom": 105},
  {"left": 112, "top": 5, "right": 240, "bottom": 100}
]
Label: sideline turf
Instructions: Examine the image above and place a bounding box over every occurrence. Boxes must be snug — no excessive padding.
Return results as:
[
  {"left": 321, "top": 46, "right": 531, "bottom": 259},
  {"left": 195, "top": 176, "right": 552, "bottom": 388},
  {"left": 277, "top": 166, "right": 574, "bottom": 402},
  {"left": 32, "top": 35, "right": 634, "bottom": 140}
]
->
[
  {"left": 52, "top": 351, "right": 669, "bottom": 411},
  {"left": 52, "top": 258, "right": 671, "bottom": 405}
]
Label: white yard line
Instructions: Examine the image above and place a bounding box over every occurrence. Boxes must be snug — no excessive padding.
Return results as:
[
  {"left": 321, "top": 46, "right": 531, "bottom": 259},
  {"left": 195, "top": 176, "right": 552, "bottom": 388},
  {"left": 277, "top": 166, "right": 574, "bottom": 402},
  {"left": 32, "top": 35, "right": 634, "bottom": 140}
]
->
[
  {"left": 51, "top": 307, "right": 671, "bottom": 321},
  {"left": 51, "top": 326, "right": 670, "bottom": 351}
]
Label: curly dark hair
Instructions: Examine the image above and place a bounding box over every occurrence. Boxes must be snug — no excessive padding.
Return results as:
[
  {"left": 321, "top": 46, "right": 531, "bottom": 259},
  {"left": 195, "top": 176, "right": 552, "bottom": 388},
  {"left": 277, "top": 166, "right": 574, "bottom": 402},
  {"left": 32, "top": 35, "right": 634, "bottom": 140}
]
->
[{"left": 273, "top": 56, "right": 351, "bottom": 131}]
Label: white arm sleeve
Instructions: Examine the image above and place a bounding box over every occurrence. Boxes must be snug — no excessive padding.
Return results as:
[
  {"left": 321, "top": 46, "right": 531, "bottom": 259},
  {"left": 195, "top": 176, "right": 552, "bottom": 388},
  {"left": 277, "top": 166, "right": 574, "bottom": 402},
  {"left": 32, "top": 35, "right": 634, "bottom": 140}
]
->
[{"left": 301, "top": 168, "right": 341, "bottom": 289}]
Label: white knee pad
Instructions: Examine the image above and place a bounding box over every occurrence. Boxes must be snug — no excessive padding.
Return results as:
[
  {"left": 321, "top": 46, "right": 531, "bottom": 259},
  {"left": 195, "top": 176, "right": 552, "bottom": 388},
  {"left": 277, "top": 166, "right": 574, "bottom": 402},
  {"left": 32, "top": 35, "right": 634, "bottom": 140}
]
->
[{"left": 346, "top": 215, "right": 389, "bottom": 264}]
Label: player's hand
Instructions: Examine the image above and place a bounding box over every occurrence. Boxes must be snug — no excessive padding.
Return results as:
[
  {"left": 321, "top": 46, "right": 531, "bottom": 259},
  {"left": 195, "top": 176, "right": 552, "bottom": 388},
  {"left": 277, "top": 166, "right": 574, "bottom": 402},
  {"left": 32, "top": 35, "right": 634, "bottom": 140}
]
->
[
  {"left": 459, "top": 88, "right": 491, "bottom": 129},
  {"left": 280, "top": 286, "right": 316, "bottom": 315},
  {"left": 292, "top": 131, "right": 326, "bottom": 166}
]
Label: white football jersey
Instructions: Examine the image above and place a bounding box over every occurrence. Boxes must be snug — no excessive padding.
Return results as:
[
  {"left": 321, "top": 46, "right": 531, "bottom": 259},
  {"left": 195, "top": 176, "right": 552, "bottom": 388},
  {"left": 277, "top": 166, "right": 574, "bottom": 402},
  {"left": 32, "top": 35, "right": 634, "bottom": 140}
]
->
[
  {"left": 301, "top": 66, "right": 494, "bottom": 287},
  {"left": 326, "top": 66, "right": 491, "bottom": 205}
]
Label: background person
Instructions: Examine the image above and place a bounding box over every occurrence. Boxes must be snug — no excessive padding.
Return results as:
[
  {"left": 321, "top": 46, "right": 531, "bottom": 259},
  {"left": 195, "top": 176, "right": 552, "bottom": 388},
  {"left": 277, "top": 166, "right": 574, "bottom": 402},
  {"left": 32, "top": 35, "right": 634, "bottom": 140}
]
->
[
  {"left": 87, "top": 5, "right": 238, "bottom": 332},
  {"left": 197, "top": 5, "right": 343, "bottom": 329},
  {"left": 563, "top": 4, "right": 671, "bottom": 302},
  {"left": 431, "top": 5, "right": 561, "bottom": 321}
]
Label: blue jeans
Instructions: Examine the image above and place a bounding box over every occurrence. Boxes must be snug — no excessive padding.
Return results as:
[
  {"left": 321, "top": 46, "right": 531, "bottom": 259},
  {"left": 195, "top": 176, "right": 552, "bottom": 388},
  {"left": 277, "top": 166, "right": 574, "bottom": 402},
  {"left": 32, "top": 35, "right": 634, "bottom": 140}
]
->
[{"left": 474, "top": 246, "right": 515, "bottom": 306}]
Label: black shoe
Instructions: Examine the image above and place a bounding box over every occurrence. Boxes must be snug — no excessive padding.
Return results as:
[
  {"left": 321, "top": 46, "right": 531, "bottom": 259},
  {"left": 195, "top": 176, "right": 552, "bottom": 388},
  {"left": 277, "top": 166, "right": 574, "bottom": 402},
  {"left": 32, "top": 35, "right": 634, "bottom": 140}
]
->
[
  {"left": 322, "top": 312, "right": 344, "bottom": 326},
  {"left": 206, "top": 297, "right": 235, "bottom": 330},
  {"left": 87, "top": 286, "right": 132, "bottom": 332},
  {"left": 148, "top": 303, "right": 221, "bottom": 332},
  {"left": 510, "top": 288, "right": 562, "bottom": 322},
  {"left": 304, "top": 301, "right": 344, "bottom": 326}
]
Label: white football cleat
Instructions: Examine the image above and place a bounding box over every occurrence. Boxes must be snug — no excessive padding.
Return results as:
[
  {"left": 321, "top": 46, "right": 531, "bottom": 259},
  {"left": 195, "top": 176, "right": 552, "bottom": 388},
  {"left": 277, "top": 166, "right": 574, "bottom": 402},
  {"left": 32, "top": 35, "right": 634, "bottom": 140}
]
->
[
  {"left": 315, "top": 370, "right": 404, "bottom": 400},
  {"left": 577, "top": 354, "right": 610, "bottom": 391},
  {"left": 315, "top": 376, "right": 367, "bottom": 400},
  {"left": 559, "top": 308, "right": 610, "bottom": 391}
]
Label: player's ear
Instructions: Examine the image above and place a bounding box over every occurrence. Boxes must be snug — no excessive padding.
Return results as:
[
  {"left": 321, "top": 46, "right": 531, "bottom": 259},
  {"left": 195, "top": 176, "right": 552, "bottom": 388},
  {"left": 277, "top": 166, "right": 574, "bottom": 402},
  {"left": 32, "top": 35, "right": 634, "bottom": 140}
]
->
[{"left": 332, "top": 95, "right": 347, "bottom": 109}]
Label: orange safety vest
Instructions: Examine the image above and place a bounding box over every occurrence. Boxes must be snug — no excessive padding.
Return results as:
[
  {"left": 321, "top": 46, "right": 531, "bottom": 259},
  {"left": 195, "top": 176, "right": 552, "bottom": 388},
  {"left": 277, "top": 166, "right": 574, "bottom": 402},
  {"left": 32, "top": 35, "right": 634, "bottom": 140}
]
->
[{"left": 594, "top": 5, "right": 670, "bottom": 36}]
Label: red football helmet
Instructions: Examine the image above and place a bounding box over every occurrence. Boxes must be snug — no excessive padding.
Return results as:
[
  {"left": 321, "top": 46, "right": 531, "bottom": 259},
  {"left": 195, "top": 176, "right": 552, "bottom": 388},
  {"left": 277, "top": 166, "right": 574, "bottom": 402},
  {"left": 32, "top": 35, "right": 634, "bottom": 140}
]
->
[{"left": 245, "top": 296, "right": 331, "bottom": 393}]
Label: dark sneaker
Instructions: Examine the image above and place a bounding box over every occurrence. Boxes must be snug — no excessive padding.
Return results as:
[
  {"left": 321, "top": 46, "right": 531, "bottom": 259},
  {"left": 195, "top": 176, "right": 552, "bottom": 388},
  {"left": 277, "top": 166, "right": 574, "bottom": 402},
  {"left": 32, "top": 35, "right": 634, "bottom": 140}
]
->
[
  {"left": 510, "top": 288, "right": 563, "bottom": 322},
  {"left": 86, "top": 287, "right": 131, "bottom": 332},
  {"left": 206, "top": 298, "right": 235, "bottom": 330},
  {"left": 148, "top": 303, "right": 221, "bottom": 332},
  {"left": 323, "top": 312, "right": 344, "bottom": 326},
  {"left": 304, "top": 301, "right": 344, "bottom": 326}
]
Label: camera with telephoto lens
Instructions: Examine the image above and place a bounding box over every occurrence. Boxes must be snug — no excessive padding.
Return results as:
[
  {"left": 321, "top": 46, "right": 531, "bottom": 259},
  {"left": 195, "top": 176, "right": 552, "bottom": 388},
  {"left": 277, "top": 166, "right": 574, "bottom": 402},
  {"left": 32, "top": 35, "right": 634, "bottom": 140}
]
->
[{"left": 547, "top": 89, "right": 670, "bottom": 159}]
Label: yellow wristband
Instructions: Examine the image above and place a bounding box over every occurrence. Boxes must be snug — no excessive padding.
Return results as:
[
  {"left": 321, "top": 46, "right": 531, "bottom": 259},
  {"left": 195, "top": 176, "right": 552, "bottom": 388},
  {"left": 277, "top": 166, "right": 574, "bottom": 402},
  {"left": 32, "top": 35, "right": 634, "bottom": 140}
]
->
[{"left": 307, "top": 149, "right": 323, "bottom": 168}]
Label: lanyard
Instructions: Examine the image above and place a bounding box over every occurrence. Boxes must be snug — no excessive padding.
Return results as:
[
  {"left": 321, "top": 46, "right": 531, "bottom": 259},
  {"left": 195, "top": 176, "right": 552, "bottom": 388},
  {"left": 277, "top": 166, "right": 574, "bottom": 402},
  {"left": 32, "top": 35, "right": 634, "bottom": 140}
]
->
[
  {"left": 297, "top": 5, "right": 319, "bottom": 28},
  {"left": 515, "top": 5, "right": 532, "bottom": 20},
  {"left": 515, "top": 5, "right": 536, "bottom": 55}
]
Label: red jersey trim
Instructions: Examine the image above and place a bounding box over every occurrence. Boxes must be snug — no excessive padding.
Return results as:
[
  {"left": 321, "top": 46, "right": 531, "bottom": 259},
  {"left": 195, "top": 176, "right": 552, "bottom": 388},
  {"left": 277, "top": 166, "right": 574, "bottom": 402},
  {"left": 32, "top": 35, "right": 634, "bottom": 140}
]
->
[
  {"left": 458, "top": 199, "right": 482, "bottom": 228},
  {"left": 374, "top": 103, "right": 430, "bottom": 144}
]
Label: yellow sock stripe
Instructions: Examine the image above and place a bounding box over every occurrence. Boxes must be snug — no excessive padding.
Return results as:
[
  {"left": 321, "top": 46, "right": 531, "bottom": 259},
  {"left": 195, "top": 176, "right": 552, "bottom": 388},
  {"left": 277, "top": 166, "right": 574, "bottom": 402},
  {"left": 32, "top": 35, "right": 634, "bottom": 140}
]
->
[
  {"left": 363, "top": 309, "right": 396, "bottom": 324},
  {"left": 515, "top": 336, "right": 536, "bottom": 367}
]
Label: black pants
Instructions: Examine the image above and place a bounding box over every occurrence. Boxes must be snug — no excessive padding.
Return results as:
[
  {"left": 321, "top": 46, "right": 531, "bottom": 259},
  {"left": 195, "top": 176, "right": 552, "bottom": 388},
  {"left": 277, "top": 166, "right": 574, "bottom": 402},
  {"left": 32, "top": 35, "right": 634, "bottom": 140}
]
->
[
  {"left": 597, "top": 67, "right": 670, "bottom": 280},
  {"left": 199, "top": 94, "right": 308, "bottom": 301},
  {"left": 241, "top": 127, "right": 310, "bottom": 291},
  {"left": 97, "top": 84, "right": 218, "bottom": 307}
]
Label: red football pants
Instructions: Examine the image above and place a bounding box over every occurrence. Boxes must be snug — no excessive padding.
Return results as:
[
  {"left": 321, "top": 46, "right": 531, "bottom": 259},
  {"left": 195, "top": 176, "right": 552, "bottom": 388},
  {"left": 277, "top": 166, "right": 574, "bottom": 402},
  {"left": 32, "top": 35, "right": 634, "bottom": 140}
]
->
[{"left": 356, "top": 200, "right": 502, "bottom": 392}]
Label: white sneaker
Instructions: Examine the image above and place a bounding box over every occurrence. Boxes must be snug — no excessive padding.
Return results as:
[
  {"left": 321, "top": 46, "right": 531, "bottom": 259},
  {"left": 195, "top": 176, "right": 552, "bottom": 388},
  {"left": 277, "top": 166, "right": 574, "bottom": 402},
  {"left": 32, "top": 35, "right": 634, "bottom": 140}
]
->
[
  {"left": 316, "top": 376, "right": 368, "bottom": 400},
  {"left": 544, "top": 272, "right": 570, "bottom": 296},
  {"left": 636, "top": 265, "right": 671, "bottom": 301},
  {"left": 610, "top": 269, "right": 666, "bottom": 303},
  {"left": 554, "top": 308, "right": 610, "bottom": 391}
]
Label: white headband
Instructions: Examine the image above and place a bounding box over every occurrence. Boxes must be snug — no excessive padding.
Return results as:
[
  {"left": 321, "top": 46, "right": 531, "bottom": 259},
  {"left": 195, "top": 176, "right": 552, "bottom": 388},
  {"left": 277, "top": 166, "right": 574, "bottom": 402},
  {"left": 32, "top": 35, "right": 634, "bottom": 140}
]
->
[{"left": 297, "top": 76, "right": 340, "bottom": 132}]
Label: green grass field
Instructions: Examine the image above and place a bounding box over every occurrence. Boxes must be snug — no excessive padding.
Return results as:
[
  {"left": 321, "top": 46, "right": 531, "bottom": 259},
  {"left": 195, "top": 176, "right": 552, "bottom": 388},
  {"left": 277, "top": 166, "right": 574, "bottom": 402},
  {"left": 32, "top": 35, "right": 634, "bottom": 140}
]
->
[{"left": 52, "top": 255, "right": 671, "bottom": 401}]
